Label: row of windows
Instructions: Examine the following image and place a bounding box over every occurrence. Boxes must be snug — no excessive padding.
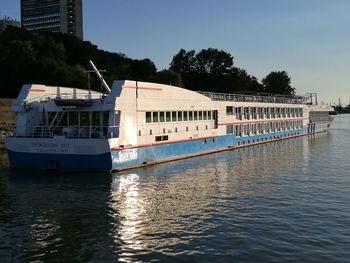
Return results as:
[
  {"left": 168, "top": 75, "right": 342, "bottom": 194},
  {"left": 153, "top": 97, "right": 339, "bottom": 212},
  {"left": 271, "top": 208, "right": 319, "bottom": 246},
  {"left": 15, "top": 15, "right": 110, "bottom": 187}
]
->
[
  {"left": 226, "top": 120, "right": 303, "bottom": 137},
  {"left": 141, "top": 124, "right": 210, "bottom": 136},
  {"left": 23, "top": 18, "right": 60, "bottom": 26},
  {"left": 49, "top": 111, "right": 109, "bottom": 127},
  {"left": 226, "top": 106, "right": 303, "bottom": 119},
  {"left": 154, "top": 135, "right": 216, "bottom": 144},
  {"left": 146, "top": 111, "right": 215, "bottom": 123},
  {"left": 25, "top": 23, "right": 60, "bottom": 31},
  {"left": 22, "top": 12, "right": 60, "bottom": 21}
]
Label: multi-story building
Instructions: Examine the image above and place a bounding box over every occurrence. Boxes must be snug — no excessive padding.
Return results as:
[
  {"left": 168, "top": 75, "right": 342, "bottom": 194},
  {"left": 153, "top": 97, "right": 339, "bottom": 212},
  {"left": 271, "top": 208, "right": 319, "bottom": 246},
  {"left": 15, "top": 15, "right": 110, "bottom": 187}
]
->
[
  {"left": 20, "top": 0, "right": 83, "bottom": 39},
  {"left": 0, "top": 17, "right": 21, "bottom": 33}
]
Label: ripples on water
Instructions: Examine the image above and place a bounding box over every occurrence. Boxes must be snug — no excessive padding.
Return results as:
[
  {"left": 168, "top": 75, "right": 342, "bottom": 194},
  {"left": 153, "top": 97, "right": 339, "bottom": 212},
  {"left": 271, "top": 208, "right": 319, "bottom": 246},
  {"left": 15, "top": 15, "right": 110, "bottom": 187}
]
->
[{"left": 1, "top": 116, "right": 350, "bottom": 262}]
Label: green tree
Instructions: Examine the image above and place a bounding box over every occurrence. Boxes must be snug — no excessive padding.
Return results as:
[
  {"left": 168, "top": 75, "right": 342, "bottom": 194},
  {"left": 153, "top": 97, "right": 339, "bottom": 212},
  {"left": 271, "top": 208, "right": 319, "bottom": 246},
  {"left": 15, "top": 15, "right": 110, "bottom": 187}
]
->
[
  {"left": 0, "top": 27, "right": 160, "bottom": 97},
  {"left": 195, "top": 48, "right": 234, "bottom": 75},
  {"left": 169, "top": 49, "right": 196, "bottom": 73},
  {"left": 152, "top": 70, "right": 183, "bottom": 87},
  {"left": 0, "top": 40, "right": 37, "bottom": 97},
  {"left": 262, "top": 71, "right": 295, "bottom": 95},
  {"left": 131, "top": 58, "right": 157, "bottom": 81}
]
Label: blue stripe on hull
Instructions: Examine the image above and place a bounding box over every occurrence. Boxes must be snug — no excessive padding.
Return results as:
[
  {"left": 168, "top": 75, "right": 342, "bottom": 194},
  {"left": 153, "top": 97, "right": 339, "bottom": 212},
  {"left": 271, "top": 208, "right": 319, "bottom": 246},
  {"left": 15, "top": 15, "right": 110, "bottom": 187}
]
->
[
  {"left": 111, "top": 129, "right": 304, "bottom": 170},
  {"left": 6, "top": 150, "right": 112, "bottom": 171}
]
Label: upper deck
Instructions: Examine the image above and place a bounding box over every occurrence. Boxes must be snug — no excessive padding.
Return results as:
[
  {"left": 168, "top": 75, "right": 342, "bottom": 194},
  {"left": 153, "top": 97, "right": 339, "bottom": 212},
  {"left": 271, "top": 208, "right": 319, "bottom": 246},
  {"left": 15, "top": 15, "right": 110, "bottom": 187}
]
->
[{"left": 197, "top": 91, "right": 307, "bottom": 105}]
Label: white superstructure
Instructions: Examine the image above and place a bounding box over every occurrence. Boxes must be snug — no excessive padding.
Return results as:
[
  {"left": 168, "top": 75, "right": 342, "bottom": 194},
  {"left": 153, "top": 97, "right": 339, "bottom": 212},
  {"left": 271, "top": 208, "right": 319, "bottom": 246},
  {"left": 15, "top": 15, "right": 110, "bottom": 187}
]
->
[{"left": 5, "top": 79, "right": 333, "bottom": 171}]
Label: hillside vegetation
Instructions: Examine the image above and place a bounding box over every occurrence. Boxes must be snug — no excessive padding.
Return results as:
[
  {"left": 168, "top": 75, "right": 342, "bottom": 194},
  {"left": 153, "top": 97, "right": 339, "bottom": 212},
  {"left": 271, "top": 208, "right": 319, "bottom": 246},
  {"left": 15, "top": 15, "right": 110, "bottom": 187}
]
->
[{"left": 0, "top": 26, "right": 294, "bottom": 98}]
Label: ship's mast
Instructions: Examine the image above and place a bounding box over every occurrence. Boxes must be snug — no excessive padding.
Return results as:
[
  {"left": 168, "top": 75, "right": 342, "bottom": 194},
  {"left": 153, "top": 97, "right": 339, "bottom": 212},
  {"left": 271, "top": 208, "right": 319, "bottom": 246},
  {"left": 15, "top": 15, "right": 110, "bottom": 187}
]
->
[{"left": 89, "top": 60, "right": 111, "bottom": 93}]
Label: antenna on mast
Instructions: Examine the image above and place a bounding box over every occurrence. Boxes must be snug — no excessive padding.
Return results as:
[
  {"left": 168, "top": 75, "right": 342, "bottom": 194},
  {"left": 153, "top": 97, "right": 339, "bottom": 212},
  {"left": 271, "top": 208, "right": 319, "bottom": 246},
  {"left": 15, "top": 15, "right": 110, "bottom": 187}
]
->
[{"left": 89, "top": 60, "right": 111, "bottom": 93}]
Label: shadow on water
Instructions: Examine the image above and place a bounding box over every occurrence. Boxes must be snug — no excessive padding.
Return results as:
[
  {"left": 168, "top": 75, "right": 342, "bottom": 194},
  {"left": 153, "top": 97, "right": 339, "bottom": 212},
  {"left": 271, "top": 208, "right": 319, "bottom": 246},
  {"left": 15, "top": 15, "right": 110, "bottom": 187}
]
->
[{"left": 0, "top": 117, "right": 349, "bottom": 262}]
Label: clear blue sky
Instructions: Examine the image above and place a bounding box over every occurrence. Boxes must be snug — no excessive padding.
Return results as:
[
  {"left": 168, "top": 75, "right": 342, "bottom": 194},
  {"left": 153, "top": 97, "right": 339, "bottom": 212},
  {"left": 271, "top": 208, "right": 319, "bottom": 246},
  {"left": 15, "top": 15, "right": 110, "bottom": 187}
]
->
[{"left": 2, "top": 0, "right": 350, "bottom": 105}]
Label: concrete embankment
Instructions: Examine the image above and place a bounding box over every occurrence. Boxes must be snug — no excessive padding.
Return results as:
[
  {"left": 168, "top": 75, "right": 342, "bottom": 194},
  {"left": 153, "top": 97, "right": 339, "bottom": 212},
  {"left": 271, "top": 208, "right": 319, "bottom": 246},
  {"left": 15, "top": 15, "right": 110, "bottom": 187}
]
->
[{"left": 0, "top": 98, "right": 16, "bottom": 148}]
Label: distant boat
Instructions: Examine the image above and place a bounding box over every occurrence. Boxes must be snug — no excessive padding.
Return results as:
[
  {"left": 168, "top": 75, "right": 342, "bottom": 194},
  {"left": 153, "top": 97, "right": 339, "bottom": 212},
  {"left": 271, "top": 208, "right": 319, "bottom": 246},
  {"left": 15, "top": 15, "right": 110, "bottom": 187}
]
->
[{"left": 4, "top": 62, "right": 334, "bottom": 172}]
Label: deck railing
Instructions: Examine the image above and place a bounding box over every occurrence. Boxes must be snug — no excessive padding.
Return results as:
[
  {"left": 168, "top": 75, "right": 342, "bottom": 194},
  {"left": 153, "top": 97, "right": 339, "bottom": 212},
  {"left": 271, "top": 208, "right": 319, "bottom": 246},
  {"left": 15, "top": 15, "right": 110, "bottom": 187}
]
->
[
  {"left": 25, "top": 92, "right": 106, "bottom": 103},
  {"left": 197, "top": 91, "right": 307, "bottom": 104}
]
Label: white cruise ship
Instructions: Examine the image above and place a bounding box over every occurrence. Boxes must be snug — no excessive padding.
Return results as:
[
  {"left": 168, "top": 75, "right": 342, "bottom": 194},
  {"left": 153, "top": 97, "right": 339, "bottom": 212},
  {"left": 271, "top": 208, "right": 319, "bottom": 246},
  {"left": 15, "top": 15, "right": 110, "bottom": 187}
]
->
[{"left": 4, "top": 64, "right": 333, "bottom": 171}]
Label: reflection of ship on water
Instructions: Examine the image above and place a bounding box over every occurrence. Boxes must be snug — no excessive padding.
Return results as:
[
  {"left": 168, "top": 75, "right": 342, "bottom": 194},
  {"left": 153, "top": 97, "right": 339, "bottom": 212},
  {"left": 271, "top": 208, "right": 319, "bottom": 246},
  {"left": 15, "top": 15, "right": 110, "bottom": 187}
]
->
[
  {"left": 109, "top": 137, "right": 319, "bottom": 259},
  {"left": 1, "top": 134, "right": 330, "bottom": 261},
  {"left": 3, "top": 171, "right": 119, "bottom": 262},
  {"left": 0, "top": 149, "right": 10, "bottom": 168}
]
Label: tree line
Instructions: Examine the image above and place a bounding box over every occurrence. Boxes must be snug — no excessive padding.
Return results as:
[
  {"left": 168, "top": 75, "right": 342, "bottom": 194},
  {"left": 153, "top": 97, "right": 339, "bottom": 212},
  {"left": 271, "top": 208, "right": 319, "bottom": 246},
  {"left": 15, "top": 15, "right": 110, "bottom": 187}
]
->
[{"left": 0, "top": 26, "right": 295, "bottom": 98}]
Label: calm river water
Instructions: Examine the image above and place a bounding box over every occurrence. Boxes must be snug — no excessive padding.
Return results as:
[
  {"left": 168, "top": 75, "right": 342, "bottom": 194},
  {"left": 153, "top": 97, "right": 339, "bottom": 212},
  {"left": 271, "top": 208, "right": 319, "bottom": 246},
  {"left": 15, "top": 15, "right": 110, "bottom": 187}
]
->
[{"left": 1, "top": 115, "right": 350, "bottom": 262}]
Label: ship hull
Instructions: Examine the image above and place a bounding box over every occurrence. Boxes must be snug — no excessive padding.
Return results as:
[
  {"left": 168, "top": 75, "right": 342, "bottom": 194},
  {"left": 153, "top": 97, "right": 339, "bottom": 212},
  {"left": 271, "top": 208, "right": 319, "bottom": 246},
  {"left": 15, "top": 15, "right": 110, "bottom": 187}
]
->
[
  {"left": 4, "top": 137, "right": 112, "bottom": 171},
  {"left": 4, "top": 120, "right": 330, "bottom": 172}
]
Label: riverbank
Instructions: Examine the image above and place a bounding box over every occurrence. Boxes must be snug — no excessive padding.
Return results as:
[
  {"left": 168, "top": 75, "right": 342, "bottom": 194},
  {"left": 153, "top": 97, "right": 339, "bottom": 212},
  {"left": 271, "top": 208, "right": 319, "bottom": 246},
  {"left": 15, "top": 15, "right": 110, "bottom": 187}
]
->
[{"left": 0, "top": 98, "right": 15, "bottom": 148}]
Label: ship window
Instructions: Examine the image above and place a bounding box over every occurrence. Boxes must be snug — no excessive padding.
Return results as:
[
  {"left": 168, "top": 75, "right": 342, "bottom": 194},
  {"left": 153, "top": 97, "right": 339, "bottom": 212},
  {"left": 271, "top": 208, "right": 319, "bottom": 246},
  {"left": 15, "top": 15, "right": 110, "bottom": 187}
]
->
[
  {"left": 160, "top": 112, "right": 165, "bottom": 122},
  {"left": 226, "top": 106, "right": 234, "bottom": 115},
  {"left": 103, "top": 111, "right": 109, "bottom": 126},
  {"left": 172, "top": 111, "right": 177, "bottom": 122},
  {"left": 206, "top": 125, "right": 208, "bottom": 130},
  {"left": 163, "top": 128, "right": 166, "bottom": 134},
  {"left": 155, "top": 135, "right": 168, "bottom": 142},
  {"left": 183, "top": 111, "right": 188, "bottom": 121},
  {"left": 208, "top": 111, "right": 212, "bottom": 120},
  {"left": 146, "top": 112, "right": 152, "bottom": 123},
  {"left": 150, "top": 129, "right": 152, "bottom": 135},
  {"left": 196, "top": 126, "right": 199, "bottom": 131},
  {"left": 80, "top": 112, "right": 89, "bottom": 126},
  {"left": 177, "top": 111, "right": 183, "bottom": 121},
  {"left": 203, "top": 111, "right": 207, "bottom": 120},
  {"left": 189, "top": 111, "right": 193, "bottom": 121},
  {"left": 226, "top": 125, "right": 234, "bottom": 134},
  {"left": 153, "top": 112, "right": 159, "bottom": 122},
  {"left": 194, "top": 111, "right": 198, "bottom": 120},
  {"left": 175, "top": 127, "right": 178, "bottom": 133},
  {"left": 70, "top": 112, "right": 79, "bottom": 126},
  {"left": 186, "top": 126, "right": 189, "bottom": 132},
  {"left": 92, "top": 111, "right": 100, "bottom": 126},
  {"left": 139, "top": 130, "right": 141, "bottom": 136},
  {"left": 61, "top": 112, "right": 68, "bottom": 126},
  {"left": 199, "top": 111, "right": 203, "bottom": 120},
  {"left": 166, "top": 111, "right": 171, "bottom": 122}
]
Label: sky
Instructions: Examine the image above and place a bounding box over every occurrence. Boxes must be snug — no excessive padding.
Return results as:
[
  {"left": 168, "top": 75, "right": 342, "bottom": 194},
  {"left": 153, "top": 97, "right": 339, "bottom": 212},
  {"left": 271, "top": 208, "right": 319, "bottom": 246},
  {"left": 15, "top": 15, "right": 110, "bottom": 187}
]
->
[{"left": 2, "top": 0, "right": 350, "bottom": 105}]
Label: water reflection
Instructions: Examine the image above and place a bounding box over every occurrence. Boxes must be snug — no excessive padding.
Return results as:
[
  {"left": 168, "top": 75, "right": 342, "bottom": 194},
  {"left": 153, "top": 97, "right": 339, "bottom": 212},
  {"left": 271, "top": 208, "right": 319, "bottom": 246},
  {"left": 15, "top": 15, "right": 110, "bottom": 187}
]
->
[
  {"left": 107, "top": 137, "right": 314, "bottom": 260},
  {"left": 110, "top": 173, "right": 147, "bottom": 257},
  {"left": 1, "top": 170, "right": 116, "bottom": 262},
  {"left": 0, "top": 137, "right": 323, "bottom": 261},
  {"left": 1, "top": 119, "right": 349, "bottom": 262},
  {"left": 0, "top": 149, "right": 9, "bottom": 168}
]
